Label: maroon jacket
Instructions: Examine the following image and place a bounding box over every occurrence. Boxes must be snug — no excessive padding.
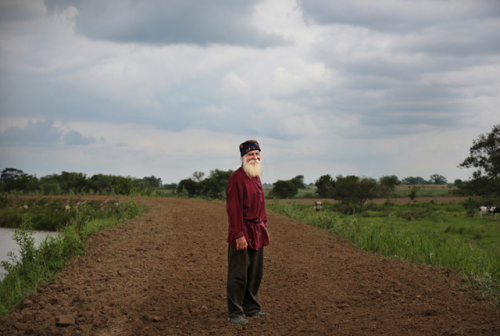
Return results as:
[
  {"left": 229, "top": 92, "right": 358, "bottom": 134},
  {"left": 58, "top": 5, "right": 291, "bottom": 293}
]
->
[{"left": 226, "top": 167, "right": 269, "bottom": 250}]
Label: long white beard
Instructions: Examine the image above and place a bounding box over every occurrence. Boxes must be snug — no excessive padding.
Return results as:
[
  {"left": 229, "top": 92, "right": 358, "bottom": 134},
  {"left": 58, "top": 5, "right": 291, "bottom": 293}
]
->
[{"left": 242, "top": 158, "right": 263, "bottom": 178}]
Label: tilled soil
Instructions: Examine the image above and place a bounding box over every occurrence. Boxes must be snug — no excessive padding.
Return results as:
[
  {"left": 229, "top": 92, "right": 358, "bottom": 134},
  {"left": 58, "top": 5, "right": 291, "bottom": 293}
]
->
[{"left": 1, "top": 197, "right": 499, "bottom": 335}]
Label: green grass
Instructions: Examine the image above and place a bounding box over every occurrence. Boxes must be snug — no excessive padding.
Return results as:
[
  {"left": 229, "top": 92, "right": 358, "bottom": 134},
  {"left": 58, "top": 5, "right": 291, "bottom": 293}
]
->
[
  {"left": 268, "top": 201, "right": 500, "bottom": 299},
  {"left": 0, "top": 199, "right": 146, "bottom": 317},
  {"left": 0, "top": 195, "right": 148, "bottom": 230},
  {"left": 393, "top": 188, "right": 451, "bottom": 197},
  {"left": 262, "top": 186, "right": 454, "bottom": 199}
]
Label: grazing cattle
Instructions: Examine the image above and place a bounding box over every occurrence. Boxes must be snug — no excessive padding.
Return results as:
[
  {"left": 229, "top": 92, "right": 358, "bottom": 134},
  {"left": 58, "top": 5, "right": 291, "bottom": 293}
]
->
[
  {"left": 478, "top": 206, "right": 489, "bottom": 218},
  {"left": 478, "top": 206, "right": 499, "bottom": 219},
  {"left": 313, "top": 201, "right": 323, "bottom": 212},
  {"left": 492, "top": 207, "right": 500, "bottom": 219}
]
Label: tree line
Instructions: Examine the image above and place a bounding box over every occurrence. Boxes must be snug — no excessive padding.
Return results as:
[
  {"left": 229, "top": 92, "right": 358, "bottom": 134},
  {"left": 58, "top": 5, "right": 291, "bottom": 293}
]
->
[
  {"left": 0, "top": 169, "right": 169, "bottom": 196},
  {"left": 275, "top": 124, "right": 500, "bottom": 202},
  {"left": 2, "top": 124, "right": 498, "bottom": 200}
]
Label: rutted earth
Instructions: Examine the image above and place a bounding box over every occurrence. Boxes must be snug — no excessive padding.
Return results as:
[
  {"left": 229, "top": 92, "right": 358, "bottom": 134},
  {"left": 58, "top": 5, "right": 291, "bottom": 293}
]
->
[{"left": 1, "top": 197, "right": 499, "bottom": 335}]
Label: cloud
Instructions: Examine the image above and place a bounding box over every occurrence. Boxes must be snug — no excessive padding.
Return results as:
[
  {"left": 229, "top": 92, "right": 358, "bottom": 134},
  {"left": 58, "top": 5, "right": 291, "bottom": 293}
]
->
[
  {"left": 0, "top": 119, "right": 61, "bottom": 145},
  {"left": 295, "top": 2, "right": 500, "bottom": 138},
  {"left": 0, "top": 0, "right": 46, "bottom": 22},
  {"left": 63, "top": 130, "right": 96, "bottom": 145},
  {"left": 299, "top": 0, "right": 500, "bottom": 33},
  {"left": 44, "top": 0, "right": 286, "bottom": 47},
  {"left": 220, "top": 72, "right": 252, "bottom": 96},
  {"left": 0, "top": 0, "right": 498, "bottom": 184}
]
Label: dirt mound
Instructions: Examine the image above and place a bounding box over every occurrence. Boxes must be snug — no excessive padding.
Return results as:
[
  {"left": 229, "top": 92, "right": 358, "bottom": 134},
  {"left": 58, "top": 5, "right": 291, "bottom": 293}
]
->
[{"left": 1, "top": 197, "right": 498, "bottom": 335}]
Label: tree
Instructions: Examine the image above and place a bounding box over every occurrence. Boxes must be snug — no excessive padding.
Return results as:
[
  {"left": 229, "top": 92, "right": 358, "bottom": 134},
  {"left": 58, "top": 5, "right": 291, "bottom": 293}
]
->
[
  {"left": 429, "top": 174, "right": 447, "bottom": 185},
  {"left": 192, "top": 171, "right": 205, "bottom": 182},
  {"left": 290, "top": 175, "right": 306, "bottom": 189},
  {"left": 40, "top": 172, "right": 89, "bottom": 194},
  {"left": 332, "top": 175, "right": 378, "bottom": 207},
  {"left": 0, "top": 168, "right": 39, "bottom": 192},
  {"left": 408, "top": 185, "right": 422, "bottom": 201},
  {"left": 141, "top": 175, "right": 162, "bottom": 188},
  {"left": 177, "top": 169, "right": 233, "bottom": 199},
  {"left": 453, "top": 179, "right": 463, "bottom": 186},
  {"left": 199, "top": 169, "right": 233, "bottom": 199},
  {"left": 111, "top": 176, "right": 135, "bottom": 195},
  {"left": 315, "top": 174, "right": 335, "bottom": 198},
  {"left": 378, "top": 175, "right": 400, "bottom": 199},
  {"left": 458, "top": 124, "right": 500, "bottom": 196},
  {"left": 177, "top": 178, "right": 200, "bottom": 197},
  {"left": 459, "top": 124, "right": 500, "bottom": 179},
  {"left": 88, "top": 174, "right": 114, "bottom": 193},
  {"left": 163, "top": 183, "right": 178, "bottom": 190},
  {"left": 1, "top": 168, "right": 25, "bottom": 184},
  {"left": 272, "top": 180, "right": 298, "bottom": 199},
  {"left": 401, "top": 176, "right": 428, "bottom": 185}
]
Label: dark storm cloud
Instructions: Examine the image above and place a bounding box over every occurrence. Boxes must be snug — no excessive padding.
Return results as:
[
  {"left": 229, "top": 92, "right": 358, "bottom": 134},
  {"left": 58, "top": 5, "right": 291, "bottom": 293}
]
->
[
  {"left": 397, "top": 23, "right": 500, "bottom": 57},
  {"left": 44, "top": 0, "right": 285, "bottom": 47},
  {"left": 0, "top": 1, "right": 44, "bottom": 22},
  {"left": 0, "top": 120, "right": 61, "bottom": 146},
  {"left": 63, "top": 130, "right": 96, "bottom": 145},
  {"left": 299, "top": 0, "right": 500, "bottom": 34}
]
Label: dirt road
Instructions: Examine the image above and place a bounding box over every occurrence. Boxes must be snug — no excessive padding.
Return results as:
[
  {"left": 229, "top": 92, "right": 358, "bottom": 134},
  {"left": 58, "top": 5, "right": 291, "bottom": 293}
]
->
[{"left": 1, "top": 197, "right": 499, "bottom": 335}]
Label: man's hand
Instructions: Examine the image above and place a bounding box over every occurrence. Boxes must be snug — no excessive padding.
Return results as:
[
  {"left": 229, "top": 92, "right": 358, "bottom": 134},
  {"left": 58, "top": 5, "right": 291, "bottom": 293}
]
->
[{"left": 236, "top": 236, "right": 247, "bottom": 250}]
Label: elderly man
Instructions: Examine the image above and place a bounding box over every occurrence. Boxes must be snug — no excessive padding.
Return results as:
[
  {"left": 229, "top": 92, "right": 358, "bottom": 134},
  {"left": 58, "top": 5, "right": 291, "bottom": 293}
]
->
[{"left": 226, "top": 140, "right": 270, "bottom": 325}]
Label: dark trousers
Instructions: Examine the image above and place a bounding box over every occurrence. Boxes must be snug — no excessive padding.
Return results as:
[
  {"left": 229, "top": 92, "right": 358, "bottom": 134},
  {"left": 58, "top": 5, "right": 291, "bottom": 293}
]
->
[{"left": 227, "top": 244, "right": 264, "bottom": 318}]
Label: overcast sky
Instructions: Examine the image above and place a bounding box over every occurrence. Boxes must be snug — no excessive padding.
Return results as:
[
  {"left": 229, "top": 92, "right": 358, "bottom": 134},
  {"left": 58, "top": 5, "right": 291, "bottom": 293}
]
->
[{"left": 1, "top": 0, "right": 499, "bottom": 184}]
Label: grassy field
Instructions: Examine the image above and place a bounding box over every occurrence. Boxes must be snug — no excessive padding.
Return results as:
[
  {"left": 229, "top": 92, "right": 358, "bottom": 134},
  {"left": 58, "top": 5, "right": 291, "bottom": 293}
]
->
[
  {"left": 268, "top": 200, "right": 500, "bottom": 296},
  {"left": 393, "top": 184, "right": 454, "bottom": 197},
  {"left": 263, "top": 185, "right": 455, "bottom": 199}
]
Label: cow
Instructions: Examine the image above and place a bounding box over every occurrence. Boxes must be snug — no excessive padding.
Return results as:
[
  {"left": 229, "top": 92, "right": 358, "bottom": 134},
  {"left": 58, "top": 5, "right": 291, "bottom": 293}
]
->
[
  {"left": 478, "top": 206, "right": 490, "bottom": 218},
  {"left": 313, "top": 201, "right": 323, "bottom": 212},
  {"left": 478, "top": 206, "right": 499, "bottom": 219},
  {"left": 492, "top": 207, "right": 500, "bottom": 219}
]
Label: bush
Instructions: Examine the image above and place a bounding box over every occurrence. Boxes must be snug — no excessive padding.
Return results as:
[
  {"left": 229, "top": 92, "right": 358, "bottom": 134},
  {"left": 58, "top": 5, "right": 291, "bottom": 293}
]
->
[
  {"left": 461, "top": 196, "right": 499, "bottom": 217},
  {"left": 332, "top": 202, "right": 361, "bottom": 215},
  {"left": 396, "top": 201, "right": 436, "bottom": 221},
  {"left": 364, "top": 202, "right": 381, "bottom": 211},
  {"left": 271, "top": 180, "right": 298, "bottom": 199},
  {"left": 40, "top": 183, "right": 62, "bottom": 195}
]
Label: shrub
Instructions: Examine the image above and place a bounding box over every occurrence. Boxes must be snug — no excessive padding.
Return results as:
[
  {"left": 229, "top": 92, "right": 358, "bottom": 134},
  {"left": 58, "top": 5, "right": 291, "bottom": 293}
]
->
[
  {"left": 461, "top": 196, "right": 498, "bottom": 217},
  {"left": 271, "top": 180, "right": 298, "bottom": 199}
]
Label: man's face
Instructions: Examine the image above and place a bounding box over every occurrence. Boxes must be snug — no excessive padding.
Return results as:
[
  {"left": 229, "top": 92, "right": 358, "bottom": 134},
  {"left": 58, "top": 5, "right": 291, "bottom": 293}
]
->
[{"left": 244, "top": 150, "right": 261, "bottom": 164}]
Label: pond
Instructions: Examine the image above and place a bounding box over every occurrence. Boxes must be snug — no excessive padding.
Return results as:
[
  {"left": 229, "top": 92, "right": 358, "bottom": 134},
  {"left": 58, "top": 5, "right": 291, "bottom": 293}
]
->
[{"left": 0, "top": 227, "right": 60, "bottom": 280}]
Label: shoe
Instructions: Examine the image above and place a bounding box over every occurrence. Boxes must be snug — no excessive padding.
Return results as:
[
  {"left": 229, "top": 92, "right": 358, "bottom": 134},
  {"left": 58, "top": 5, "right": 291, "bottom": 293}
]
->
[
  {"left": 247, "top": 312, "right": 268, "bottom": 317},
  {"left": 228, "top": 316, "right": 249, "bottom": 324}
]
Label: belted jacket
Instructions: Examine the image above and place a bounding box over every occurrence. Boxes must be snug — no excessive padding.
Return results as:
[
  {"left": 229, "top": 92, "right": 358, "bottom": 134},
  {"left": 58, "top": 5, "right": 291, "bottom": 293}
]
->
[{"left": 226, "top": 166, "right": 269, "bottom": 250}]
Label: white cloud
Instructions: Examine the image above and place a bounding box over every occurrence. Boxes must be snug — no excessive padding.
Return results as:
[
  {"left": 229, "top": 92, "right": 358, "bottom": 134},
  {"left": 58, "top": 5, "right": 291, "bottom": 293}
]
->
[
  {"left": 0, "top": 0, "right": 498, "bottom": 185},
  {"left": 220, "top": 72, "right": 252, "bottom": 96}
]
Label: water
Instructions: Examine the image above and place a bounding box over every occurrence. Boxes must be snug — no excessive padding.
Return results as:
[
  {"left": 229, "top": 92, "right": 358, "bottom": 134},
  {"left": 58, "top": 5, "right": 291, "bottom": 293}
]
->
[{"left": 0, "top": 228, "right": 60, "bottom": 280}]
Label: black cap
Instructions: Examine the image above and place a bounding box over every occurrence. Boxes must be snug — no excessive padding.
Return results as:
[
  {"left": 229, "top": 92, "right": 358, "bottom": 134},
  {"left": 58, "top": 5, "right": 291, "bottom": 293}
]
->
[{"left": 239, "top": 140, "right": 261, "bottom": 157}]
